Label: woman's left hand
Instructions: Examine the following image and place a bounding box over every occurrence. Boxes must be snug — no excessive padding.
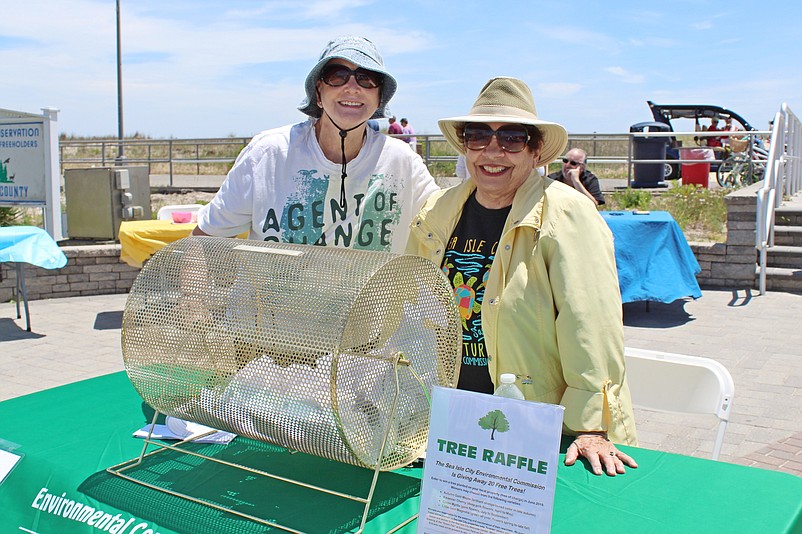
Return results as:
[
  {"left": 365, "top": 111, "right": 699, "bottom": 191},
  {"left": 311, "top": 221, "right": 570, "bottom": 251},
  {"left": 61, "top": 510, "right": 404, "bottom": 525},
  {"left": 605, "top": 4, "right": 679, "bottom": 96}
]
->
[{"left": 564, "top": 433, "right": 638, "bottom": 476}]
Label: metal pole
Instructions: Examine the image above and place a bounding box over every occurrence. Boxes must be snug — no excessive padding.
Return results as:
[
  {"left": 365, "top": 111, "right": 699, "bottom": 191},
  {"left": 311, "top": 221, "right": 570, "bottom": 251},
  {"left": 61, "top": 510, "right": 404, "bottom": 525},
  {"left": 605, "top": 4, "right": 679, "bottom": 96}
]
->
[{"left": 116, "top": 0, "right": 125, "bottom": 164}]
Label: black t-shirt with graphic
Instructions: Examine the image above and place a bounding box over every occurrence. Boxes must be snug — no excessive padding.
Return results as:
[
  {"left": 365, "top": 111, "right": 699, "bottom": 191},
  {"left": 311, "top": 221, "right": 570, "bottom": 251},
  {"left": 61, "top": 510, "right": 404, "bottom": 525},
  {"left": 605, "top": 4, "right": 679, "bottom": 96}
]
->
[{"left": 441, "top": 192, "right": 510, "bottom": 394}]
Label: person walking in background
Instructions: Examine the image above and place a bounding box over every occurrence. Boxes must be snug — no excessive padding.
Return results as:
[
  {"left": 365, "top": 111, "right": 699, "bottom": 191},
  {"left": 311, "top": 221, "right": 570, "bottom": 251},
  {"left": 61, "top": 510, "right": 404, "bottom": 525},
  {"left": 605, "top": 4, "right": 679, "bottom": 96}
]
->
[
  {"left": 547, "top": 148, "right": 605, "bottom": 206},
  {"left": 387, "top": 115, "right": 403, "bottom": 136},
  {"left": 406, "top": 77, "right": 638, "bottom": 476},
  {"left": 706, "top": 118, "right": 724, "bottom": 159},
  {"left": 192, "top": 35, "right": 439, "bottom": 254},
  {"left": 720, "top": 116, "right": 740, "bottom": 154},
  {"left": 455, "top": 154, "right": 470, "bottom": 181},
  {"left": 400, "top": 117, "right": 417, "bottom": 153}
]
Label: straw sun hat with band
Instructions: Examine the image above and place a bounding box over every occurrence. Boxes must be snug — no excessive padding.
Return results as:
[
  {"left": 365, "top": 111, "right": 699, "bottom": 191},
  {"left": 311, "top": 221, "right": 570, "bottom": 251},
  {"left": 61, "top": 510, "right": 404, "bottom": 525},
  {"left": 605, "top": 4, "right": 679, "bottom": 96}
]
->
[{"left": 438, "top": 77, "right": 568, "bottom": 167}]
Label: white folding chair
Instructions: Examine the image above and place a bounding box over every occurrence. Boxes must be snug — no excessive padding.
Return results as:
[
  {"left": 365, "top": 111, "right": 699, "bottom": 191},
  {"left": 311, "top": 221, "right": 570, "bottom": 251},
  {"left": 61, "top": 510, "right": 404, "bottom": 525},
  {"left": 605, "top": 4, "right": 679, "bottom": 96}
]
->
[
  {"left": 624, "top": 347, "right": 734, "bottom": 460},
  {"left": 156, "top": 204, "right": 204, "bottom": 221}
]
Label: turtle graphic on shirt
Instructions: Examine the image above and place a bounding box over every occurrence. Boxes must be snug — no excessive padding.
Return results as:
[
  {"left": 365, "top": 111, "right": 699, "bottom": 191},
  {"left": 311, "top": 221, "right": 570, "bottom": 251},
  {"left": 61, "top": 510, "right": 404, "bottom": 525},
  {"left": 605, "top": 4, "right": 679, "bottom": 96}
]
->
[
  {"left": 441, "top": 259, "right": 454, "bottom": 278},
  {"left": 452, "top": 272, "right": 482, "bottom": 329}
]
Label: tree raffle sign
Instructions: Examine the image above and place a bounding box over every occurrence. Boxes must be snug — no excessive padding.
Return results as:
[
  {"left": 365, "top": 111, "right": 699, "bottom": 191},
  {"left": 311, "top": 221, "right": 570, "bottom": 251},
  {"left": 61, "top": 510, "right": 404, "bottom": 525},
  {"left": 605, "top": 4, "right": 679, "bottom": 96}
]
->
[{"left": 418, "top": 387, "right": 564, "bottom": 534}]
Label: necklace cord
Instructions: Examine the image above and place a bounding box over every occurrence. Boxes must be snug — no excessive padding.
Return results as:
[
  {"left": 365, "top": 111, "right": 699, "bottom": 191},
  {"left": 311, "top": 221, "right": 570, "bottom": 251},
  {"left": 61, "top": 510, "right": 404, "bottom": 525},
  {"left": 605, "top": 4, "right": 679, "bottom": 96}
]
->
[{"left": 326, "top": 115, "right": 366, "bottom": 209}]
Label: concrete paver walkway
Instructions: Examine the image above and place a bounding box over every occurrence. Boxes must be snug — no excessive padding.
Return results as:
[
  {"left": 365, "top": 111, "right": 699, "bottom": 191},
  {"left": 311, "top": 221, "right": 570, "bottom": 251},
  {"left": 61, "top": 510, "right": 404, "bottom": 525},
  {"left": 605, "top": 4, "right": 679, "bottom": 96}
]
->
[{"left": 1, "top": 288, "right": 801, "bottom": 477}]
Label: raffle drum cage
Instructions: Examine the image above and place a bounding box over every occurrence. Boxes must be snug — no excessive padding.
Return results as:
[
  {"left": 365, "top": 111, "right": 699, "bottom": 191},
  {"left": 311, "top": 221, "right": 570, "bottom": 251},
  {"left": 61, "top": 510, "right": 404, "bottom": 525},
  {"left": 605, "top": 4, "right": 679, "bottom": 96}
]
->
[{"left": 108, "top": 237, "right": 461, "bottom": 532}]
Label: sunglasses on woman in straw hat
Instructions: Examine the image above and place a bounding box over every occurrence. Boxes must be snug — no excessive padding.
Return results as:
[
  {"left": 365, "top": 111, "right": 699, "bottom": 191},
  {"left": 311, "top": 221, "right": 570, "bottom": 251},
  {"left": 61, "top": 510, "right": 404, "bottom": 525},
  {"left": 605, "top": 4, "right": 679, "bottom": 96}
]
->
[
  {"left": 438, "top": 77, "right": 568, "bottom": 165},
  {"left": 461, "top": 122, "right": 538, "bottom": 153}
]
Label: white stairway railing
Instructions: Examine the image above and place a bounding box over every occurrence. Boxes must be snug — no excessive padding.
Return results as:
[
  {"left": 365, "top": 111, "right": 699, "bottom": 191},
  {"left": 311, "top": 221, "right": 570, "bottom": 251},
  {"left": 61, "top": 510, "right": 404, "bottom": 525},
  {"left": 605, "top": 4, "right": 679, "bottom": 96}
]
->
[{"left": 756, "top": 103, "right": 802, "bottom": 295}]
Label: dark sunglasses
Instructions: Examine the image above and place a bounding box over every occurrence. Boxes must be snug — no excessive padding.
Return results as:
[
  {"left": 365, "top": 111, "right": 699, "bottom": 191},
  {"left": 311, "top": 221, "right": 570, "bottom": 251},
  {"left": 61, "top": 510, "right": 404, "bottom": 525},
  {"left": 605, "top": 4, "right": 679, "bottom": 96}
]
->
[
  {"left": 463, "top": 123, "right": 530, "bottom": 153},
  {"left": 320, "top": 64, "right": 382, "bottom": 89},
  {"left": 561, "top": 157, "right": 585, "bottom": 166}
]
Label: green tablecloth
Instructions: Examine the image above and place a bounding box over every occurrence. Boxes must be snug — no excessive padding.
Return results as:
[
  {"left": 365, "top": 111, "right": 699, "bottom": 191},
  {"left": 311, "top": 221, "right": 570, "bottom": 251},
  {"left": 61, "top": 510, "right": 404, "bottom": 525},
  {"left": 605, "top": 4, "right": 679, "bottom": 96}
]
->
[{"left": 1, "top": 372, "right": 801, "bottom": 533}]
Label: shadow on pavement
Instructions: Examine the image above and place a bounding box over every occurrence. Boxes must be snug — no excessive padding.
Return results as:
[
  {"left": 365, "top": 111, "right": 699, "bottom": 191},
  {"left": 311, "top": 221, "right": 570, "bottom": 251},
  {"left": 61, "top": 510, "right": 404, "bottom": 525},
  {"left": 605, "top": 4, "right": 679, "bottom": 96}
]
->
[
  {"left": 94, "top": 311, "right": 123, "bottom": 330},
  {"left": 0, "top": 318, "right": 45, "bottom": 341},
  {"left": 623, "top": 299, "right": 694, "bottom": 328},
  {"left": 727, "top": 288, "right": 753, "bottom": 307}
]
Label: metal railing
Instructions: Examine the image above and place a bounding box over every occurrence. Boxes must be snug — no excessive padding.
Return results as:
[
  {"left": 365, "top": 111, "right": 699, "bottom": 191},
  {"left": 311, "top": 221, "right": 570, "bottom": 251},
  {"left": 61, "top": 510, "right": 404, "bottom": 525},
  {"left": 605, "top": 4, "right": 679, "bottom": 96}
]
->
[
  {"left": 757, "top": 103, "right": 802, "bottom": 294},
  {"left": 59, "top": 137, "right": 251, "bottom": 187},
  {"left": 54, "top": 122, "right": 802, "bottom": 295},
  {"left": 408, "top": 131, "right": 773, "bottom": 184},
  {"left": 62, "top": 131, "right": 767, "bottom": 184}
]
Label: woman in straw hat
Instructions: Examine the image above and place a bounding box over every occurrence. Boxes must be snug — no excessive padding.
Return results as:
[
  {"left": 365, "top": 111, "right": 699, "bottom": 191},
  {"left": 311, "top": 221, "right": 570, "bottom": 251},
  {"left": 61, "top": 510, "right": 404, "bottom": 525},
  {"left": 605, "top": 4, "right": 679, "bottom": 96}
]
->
[
  {"left": 406, "top": 77, "right": 638, "bottom": 476},
  {"left": 194, "top": 36, "right": 438, "bottom": 254}
]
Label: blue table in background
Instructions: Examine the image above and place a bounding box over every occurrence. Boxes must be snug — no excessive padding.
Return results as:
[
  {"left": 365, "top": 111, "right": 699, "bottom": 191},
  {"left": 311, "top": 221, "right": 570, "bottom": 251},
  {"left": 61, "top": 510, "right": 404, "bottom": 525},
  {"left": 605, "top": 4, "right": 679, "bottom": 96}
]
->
[
  {"left": 0, "top": 226, "right": 67, "bottom": 331},
  {"left": 601, "top": 211, "right": 702, "bottom": 304}
]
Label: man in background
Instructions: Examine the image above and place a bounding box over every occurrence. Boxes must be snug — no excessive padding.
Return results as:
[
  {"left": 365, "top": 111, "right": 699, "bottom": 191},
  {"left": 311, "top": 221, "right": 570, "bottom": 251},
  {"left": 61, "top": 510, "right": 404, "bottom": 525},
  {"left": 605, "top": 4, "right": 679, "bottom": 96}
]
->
[
  {"left": 388, "top": 116, "right": 403, "bottom": 136},
  {"left": 547, "top": 148, "right": 605, "bottom": 206},
  {"left": 706, "top": 118, "right": 724, "bottom": 159},
  {"left": 720, "top": 116, "right": 740, "bottom": 152},
  {"left": 400, "top": 117, "right": 417, "bottom": 153}
]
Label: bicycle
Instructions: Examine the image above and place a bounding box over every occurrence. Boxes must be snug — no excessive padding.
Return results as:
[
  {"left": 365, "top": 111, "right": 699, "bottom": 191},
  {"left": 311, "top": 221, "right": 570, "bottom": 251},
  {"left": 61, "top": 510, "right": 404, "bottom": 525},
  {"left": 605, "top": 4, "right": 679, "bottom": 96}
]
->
[{"left": 716, "top": 136, "right": 768, "bottom": 187}]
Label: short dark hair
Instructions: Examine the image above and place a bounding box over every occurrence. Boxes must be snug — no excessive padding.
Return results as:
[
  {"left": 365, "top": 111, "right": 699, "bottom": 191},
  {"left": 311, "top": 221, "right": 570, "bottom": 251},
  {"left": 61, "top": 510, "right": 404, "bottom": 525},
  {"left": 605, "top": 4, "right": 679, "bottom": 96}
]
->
[{"left": 455, "top": 122, "right": 544, "bottom": 151}]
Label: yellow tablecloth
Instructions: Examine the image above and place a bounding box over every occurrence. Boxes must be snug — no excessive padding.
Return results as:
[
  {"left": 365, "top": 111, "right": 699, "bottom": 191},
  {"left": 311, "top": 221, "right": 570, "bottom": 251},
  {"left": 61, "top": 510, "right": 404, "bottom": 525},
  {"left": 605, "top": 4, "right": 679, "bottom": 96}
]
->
[{"left": 118, "top": 220, "right": 197, "bottom": 268}]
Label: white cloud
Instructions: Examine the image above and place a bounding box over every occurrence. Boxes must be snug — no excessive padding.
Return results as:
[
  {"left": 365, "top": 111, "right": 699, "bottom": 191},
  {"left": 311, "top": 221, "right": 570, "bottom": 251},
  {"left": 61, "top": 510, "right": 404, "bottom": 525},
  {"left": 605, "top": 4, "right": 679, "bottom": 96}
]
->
[
  {"left": 2, "top": 1, "right": 801, "bottom": 138},
  {"left": 537, "top": 25, "right": 618, "bottom": 51},
  {"left": 628, "top": 37, "right": 678, "bottom": 48},
  {"left": 224, "top": 0, "right": 374, "bottom": 21},
  {"left": 604, "top": 67, "right": 644, "bottom": 84},
  {"left": 536, "top": 83, "right": 582, "bottom": 98}
]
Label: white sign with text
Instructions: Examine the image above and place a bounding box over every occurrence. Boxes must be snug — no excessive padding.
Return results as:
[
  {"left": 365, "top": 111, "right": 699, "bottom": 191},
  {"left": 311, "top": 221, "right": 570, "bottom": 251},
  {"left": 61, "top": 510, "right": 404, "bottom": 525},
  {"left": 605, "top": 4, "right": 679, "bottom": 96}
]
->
[
  {"left": 0, "top": 107, "right": 62, "bottom": 239},
  {"left": 417, "top": 387, "right": 564, "bottom": 534}
]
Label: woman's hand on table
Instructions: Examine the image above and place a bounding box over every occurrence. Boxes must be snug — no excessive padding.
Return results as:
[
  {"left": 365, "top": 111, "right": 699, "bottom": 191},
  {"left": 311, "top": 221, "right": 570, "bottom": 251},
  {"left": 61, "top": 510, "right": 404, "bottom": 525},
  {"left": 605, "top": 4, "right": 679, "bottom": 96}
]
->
[{"left": 564, "top": 432, "right": 638, "bottom": 476}]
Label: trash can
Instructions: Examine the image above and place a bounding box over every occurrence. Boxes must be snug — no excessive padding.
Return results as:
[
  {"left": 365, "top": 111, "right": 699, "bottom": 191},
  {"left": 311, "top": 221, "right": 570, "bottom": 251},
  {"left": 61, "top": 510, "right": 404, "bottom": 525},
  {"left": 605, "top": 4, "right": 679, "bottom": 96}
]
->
[
  {"left": 630, "top": 122, "right": 670, "bottom": 188},
  {"left": 679, "top": 147, "right": 715, "bottom": 188}
]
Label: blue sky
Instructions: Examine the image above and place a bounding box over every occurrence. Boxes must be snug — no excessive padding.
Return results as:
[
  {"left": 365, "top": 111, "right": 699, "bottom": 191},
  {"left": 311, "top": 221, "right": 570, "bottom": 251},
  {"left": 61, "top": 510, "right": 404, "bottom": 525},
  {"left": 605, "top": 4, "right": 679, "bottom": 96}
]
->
[{"left": 3, "top": 1, "right": 799, "bottom": 138}]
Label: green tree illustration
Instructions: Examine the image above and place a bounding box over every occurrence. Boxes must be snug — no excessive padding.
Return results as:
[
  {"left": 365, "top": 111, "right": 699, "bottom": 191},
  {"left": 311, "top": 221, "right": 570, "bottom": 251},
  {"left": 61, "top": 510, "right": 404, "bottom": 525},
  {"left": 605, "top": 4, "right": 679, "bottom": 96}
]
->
[{"left": 478, "top": 410, "right": 510, "bottom": 440}]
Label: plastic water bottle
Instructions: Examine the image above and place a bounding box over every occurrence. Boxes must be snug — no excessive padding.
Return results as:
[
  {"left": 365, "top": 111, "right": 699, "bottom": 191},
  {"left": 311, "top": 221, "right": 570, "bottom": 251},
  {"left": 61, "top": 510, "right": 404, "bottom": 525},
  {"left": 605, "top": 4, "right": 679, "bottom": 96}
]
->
[{"left": 493, "top": 373, "right": 525, "bottom": 400}]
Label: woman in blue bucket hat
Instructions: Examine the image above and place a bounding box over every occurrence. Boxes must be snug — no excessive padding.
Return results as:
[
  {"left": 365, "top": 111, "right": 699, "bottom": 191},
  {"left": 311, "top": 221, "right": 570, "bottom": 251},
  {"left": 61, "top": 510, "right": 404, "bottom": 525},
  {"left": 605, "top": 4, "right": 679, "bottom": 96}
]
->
[{"left": 194, "top": 36, "right": 438, "bottom": 254}]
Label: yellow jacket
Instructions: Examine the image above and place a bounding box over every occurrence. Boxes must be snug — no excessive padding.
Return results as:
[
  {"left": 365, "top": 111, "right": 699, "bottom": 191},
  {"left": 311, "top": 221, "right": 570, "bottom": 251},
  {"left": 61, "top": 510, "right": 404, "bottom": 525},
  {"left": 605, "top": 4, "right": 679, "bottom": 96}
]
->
[{"left": 405, "top": 173, "right": 638, "bottom": 445}]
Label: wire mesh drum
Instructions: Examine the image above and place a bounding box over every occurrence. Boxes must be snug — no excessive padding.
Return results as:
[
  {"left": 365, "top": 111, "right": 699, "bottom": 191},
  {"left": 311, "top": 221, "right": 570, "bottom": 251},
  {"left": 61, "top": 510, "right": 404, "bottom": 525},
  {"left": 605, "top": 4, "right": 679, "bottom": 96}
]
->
[{"left": 122, "top": 237, "right": 461, "bottom": 471}]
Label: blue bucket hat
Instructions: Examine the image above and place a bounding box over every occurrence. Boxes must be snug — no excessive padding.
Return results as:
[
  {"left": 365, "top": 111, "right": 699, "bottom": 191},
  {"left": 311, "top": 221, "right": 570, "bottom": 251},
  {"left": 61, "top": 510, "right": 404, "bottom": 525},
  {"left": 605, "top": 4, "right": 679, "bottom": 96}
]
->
[{"left": 298, "top": 36, "right": 397, "bottom": 120}]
